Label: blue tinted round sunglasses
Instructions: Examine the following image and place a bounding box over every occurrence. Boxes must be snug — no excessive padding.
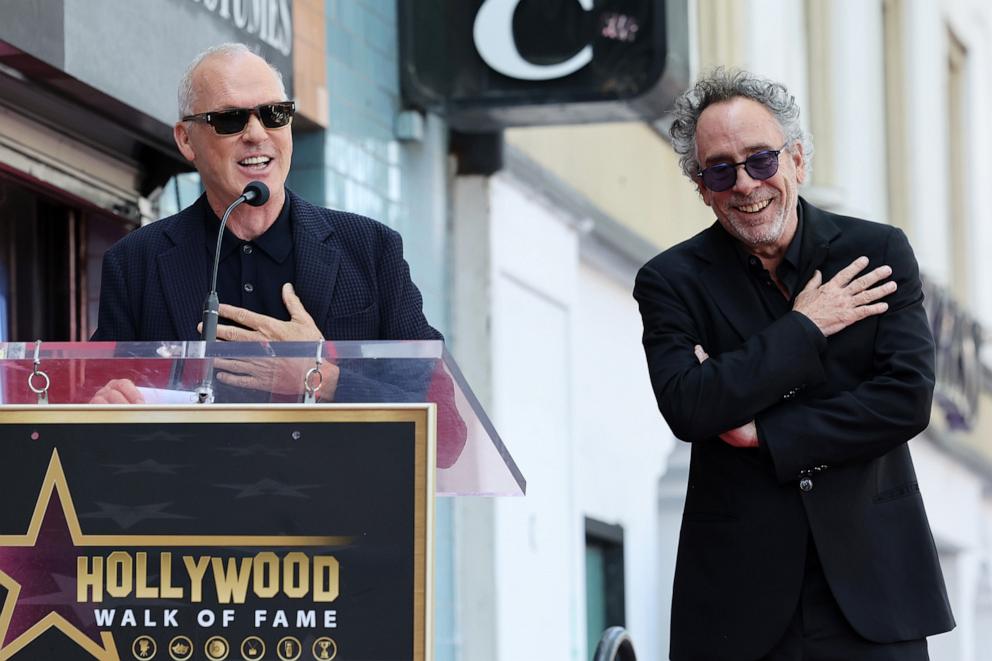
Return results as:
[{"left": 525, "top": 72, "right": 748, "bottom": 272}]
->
[{"left": 697, "top": 143, "right": 788, "bottom": 192}]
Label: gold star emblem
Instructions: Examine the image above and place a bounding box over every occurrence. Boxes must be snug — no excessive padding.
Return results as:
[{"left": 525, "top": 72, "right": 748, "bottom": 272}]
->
[
  {"left": 0, "top": 450, "right": 349, "bottom": 660},
  {"left": 0, "top": 450, "right": 119, "bottom": 660}
]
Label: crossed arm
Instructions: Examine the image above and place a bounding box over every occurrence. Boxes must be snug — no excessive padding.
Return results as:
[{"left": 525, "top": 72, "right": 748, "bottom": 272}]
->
[
  {"left": 694, "top": 256, "right": 895, "bottom": 449},
  {"left": 635, "top": 230, "right": 934, "bottom": 481}
]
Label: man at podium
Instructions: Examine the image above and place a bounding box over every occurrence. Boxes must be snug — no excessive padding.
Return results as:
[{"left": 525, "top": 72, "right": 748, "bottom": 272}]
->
[{"left": 90, "top": 43, "right": 440, "bottom": 404}]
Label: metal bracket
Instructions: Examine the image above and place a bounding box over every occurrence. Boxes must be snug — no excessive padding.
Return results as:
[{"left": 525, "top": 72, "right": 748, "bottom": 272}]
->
[
  {"left": 28, "top": 340, "right": 50, "bottom": 405},
  {"left": 303, "top": 342, "right": 324, "bottom": 405}
]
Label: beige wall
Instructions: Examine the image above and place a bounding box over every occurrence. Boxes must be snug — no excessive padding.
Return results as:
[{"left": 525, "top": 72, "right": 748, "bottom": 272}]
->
[
  {"left": 505, "top": 124, "right": 714, "bottom": 251},
  {"left": 293, "top": 0, "right": 329, "bottom": 129}
]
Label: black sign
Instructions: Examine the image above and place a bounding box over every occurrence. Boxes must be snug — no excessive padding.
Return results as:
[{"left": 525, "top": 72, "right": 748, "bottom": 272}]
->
[
  {"left": 399, "top": 0, "right": 689, "bottom": 130},
  {"left": 0, "top": 407, "right": 433, "bottom": 660}
]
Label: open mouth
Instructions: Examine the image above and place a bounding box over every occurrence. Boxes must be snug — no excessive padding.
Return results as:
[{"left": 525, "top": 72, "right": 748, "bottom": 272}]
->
[
  {"left": 238, "top": 155, "right": 272, "bottom": 171},
  {"left": 736, "top": 199, "right": 771, "bottom": 214}
]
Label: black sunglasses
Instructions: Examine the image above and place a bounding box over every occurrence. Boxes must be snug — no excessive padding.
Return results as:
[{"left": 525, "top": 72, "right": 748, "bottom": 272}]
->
[
  {"left": 697, "top": 143, "right": 788, "bottom": 192},
  {"left": 182, "top": 101, "right": 295, "bottom": 135}
]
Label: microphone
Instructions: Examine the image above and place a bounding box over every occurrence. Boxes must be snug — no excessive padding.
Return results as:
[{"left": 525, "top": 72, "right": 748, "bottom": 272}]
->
[{"left": 200, "top": 181, "right": 270, "bottom": 342}]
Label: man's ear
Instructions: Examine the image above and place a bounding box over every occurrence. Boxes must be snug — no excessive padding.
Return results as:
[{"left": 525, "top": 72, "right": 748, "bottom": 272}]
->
[
  {"left": 792, "top": 143, "right": 806, "bottom": 185},
  {"left": 173, "top": 122, "right": 196, "bottom": 163}
]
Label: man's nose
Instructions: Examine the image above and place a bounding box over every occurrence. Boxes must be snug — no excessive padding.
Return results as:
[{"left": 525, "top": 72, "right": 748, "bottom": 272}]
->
[
  {"left": 241, "top": 112, "right": 267, "bottom": 141},
  {"left": 731, "top": 163, "right": 762, "bottom": 194}
]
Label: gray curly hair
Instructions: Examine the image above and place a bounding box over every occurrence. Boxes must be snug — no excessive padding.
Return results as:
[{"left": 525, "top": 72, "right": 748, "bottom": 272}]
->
[
  {"left": 177, "top": 43, "right": 287, "bottom": 119},
  {"left": 669, "top": 68, "right": 814, "bottom": 181}
]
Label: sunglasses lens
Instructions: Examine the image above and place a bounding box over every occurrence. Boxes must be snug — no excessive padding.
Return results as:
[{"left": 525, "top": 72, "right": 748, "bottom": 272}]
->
[
  {"left": 259, "top": 103, "right": 295, "bottom": 129},
  {"left": 744, "top": 151, "right": 780, "bottom": 181},
  {"left": 210, "top": 109, "right": 251, "bottom": 135},
  {"left": 701, "top": 164, "right": 736, "bottom": 192}
]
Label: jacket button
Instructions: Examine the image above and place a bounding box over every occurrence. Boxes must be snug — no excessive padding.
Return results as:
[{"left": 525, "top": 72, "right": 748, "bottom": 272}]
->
[{"left": 799, "top": 477, "right": 813, "bottom": 492}]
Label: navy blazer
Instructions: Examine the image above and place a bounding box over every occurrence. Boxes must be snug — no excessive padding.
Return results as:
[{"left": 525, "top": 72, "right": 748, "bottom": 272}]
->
[
  {"left": 92, "top": 190, "right": 440, "bottom": 342},
  {"left": 634, "top": 198, "right": 953, "bottom": 660}
]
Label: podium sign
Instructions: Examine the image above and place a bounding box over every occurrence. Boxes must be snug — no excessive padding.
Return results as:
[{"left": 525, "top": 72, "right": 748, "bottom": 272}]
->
[{"left": 0, "top": 406, "right": 435, "bottom": 661}]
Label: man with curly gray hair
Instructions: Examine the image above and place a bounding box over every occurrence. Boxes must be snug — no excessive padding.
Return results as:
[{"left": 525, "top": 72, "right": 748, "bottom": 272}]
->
[{"left": 634, "top": 69, "right": 953, "bottom": 660}]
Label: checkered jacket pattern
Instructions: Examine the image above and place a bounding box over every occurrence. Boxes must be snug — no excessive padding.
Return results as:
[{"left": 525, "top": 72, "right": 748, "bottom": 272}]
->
[{"left": 91, "top": 190, "right": 441, "bottom": 342}]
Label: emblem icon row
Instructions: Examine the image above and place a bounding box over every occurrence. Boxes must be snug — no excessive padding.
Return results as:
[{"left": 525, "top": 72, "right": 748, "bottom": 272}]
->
[{"left": 132, "top": 634, "right": 337, "bottom": 660}]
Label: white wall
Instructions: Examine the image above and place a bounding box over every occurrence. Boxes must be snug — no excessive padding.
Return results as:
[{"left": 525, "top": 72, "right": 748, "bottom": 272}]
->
[
  {"left": 452, "top": 172, "right": 676, "bottom": 661},
  {"left": 904, "top": 0, "right": 953, "bottom": 284},
  {"left": 943, "top": 0, "right": 992, "bottom": 323},
  {"left": 914, "top": 439, "right": 985, "bottom": 661},
  {"left": 745, "top": 0, "right": 811, "bottom": 117},
  {"left": 573, "top": 258, "right": 673, "bottom": 661},
  {"left": 450, "top": 2, "right": 992, "bottom": 658},
  {"left": 490, "top": 175, "right": 581, "bottom": 661},
  {"left": 824, "top": 0, "right": 889, "bottom": 222}
]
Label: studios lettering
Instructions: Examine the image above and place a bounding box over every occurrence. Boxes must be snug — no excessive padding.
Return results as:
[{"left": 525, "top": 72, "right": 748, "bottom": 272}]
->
[{"left": 187, "top": 0, "right": 293, "bottom": 56}]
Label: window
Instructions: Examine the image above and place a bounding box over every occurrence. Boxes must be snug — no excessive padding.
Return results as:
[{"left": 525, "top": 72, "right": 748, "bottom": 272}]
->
[
  {"left": 585, "top": 517, "right": 625, "bottom": 656},
  {"left": 0, "top": 172, "right": 133, "bottom": 341}
]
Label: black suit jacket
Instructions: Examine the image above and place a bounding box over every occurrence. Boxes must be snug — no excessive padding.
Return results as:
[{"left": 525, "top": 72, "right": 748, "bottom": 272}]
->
[
  {"left": 89, "top": 191, "right": 467, "bottom": 465},
  {"left": 634, "top": 198, "right": 954, "bottom": 660},
  {"left": 91, "top": 190, "right": 440, "bottom": 342}
]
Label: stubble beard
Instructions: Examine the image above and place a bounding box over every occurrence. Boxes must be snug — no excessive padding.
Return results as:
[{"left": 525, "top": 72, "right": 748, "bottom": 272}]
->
[{"left": 725, "top": 199, "right": 788, "bottom": 248}]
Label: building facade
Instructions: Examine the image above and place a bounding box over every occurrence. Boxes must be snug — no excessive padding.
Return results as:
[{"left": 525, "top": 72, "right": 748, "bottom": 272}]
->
[
  {"left": 497, "top": 1, "right": 992, "bottom": 659},
  {"left": 2, "top": 1, "right": 991, "bottom": 661}
]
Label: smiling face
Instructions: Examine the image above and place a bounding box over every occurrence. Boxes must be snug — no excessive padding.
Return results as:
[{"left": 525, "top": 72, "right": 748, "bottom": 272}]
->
[
  {"left": 694, "top": 97, "right": 805, "bottom": 252},
  {"left": 173, "top": 51, "right": 292, "bottom": 212}
]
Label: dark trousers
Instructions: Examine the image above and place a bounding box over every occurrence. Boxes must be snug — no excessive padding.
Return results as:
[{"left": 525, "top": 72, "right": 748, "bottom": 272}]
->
[{"left": 759, "top": 538, "right": 929, "bottom": 661}]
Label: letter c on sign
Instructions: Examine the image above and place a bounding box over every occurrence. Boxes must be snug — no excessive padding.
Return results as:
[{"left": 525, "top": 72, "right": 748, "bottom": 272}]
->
[{"left": 473, "top": 0, "right": 594, "bottom": 81}]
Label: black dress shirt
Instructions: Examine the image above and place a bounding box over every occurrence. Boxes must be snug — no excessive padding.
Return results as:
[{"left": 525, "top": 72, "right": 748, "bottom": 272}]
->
[
  {"left": 203, "top": 195, "right": 295, "bottom": 321},
  {"left": 734, "top": 204, "right": 805, "bottom": 315}
]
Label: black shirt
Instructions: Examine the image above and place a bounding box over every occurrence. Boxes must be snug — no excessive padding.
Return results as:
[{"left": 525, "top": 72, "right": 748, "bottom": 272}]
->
[
  {"left": 734, "top": 204, "right": 806, "bottom": 316},
  {"left": 202, "top": 195, "right": 295, "bottom": 321},
  {"left": 730, "top": 205, "right": 825, "bottom": 453}
]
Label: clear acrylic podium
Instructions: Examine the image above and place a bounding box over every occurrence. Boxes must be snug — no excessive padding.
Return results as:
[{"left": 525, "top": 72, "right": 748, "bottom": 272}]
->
[
  {"left": 0, "top": 340, "right": 522, "bottom": 661},
  {"left": 0, "top": 340, "right": 524, "bottom": 497}
]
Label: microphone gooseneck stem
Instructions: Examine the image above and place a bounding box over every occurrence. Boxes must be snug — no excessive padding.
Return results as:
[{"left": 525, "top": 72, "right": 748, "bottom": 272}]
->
[
  {"left": 210, "top": 194, "right": 248, "bottom": 294},
  {"left": 200, "top": 193, "right": 248, "bottom": 342},
  {"left": 197, "top": 182, "right": 268, "bottom": 404}
]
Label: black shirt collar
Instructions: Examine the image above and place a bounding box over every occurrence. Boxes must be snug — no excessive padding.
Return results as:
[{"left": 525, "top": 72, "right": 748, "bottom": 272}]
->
[
  {"left": 783, "top": 202, "right": 804, "bottom": 275},
  {"left": 733, "top": 202, "right": 805, "bottom": 297},
  {"left": 202, "top": 194, "right": 293, "bottom": 263}
]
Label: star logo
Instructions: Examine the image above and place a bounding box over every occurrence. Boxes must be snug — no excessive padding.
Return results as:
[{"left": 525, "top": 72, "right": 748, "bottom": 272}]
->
[
  {"left": 214, "top": 479, "right": 321, "bottom": 499},
  {"left": 0, "top": 450, "right": 351, "bottom": 660},
  {"left": 103, "top": 459, "right": 188, "bottom": 475},
  {"left": 0, "top": 451, "right": 117, "bottom": 659},
  {"left": 128, "top": 430, "right": 191, "bottom": 444},
  {"left": 216, "top": 444, "right": 290, "bottom": 458},
  {"left": 79, "top": 502, "right": 192, "bottom": 529}
]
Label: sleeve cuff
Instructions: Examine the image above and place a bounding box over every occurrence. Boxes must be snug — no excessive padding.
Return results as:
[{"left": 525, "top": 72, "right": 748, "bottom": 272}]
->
[
  {"left": 792, "top": 311, "right": 827, "bottom": 353},
  {"left": 755, "top": 416, "right": 779, "bottom": 473}
]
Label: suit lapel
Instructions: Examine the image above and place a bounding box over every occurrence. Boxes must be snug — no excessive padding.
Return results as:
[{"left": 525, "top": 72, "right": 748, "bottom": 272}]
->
[
  {"left": 694, "top": 198, "right": 841, "bottom": 342},
  {"left": 290, "top": 192, "right": 341, "bottom": 330},
  {"left": 797, "top": 198, "right": 840, "bottom": 286},
  {"left": 157, "top": 202, "right": 210, "bottom": 340},
  {"left": 696, "top": 223, "right": 768, "bottom": 342}
]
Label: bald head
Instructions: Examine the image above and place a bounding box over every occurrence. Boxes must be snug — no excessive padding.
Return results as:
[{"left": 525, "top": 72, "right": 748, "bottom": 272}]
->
[
  {"left": 177, "top": 43, "right": 286, "bottom": 119},
  {"left": 172, "top": 43, "right": 293, "bottom": 237}
]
